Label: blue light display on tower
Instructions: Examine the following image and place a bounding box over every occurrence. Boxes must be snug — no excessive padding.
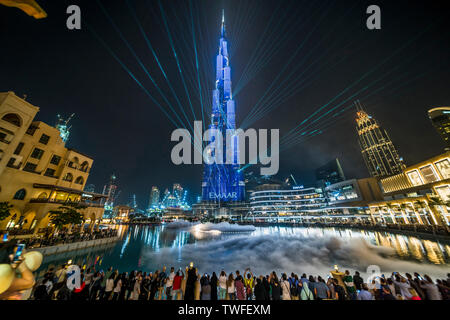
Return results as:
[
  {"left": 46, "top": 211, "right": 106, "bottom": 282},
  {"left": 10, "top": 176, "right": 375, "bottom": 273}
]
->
[{"left": 201, "top": 11, "right": 245, "bottom": 202}]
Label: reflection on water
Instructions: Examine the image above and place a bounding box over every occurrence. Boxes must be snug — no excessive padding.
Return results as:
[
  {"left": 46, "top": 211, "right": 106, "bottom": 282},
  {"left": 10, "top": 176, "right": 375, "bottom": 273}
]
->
[{"left": 35, "top": 224, "right": 450, "bottom": 280}]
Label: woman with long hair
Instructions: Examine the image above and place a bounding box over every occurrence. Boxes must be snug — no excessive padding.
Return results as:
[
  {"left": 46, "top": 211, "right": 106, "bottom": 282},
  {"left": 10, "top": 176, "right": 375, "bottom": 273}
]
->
[
  {"left": 270, "top": 273, "right": 281, "bottom": 301},
  {"left": 104, "top": 272, "right": 116, "bottom": 300},
  {"left": 218, "top": 271, "right": 227, "bottom": 300},
  {"left": 280, "top": 273, "right": 291, "bottom": 300},
  {"left": 227, "top": 273, "right": 235, "bottom": 300}
]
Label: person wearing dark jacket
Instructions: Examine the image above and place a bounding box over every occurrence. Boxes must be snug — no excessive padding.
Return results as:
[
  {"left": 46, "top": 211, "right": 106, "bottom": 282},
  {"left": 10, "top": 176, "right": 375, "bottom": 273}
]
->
[
  {"left": 262, "top": 276, "right": 270, "bottom": 300},
  {"left": 353, "top": 271, "right": 364, "bottom": 291},
  {"left": 185, "top": 265, "right": 197, "bottom": 300},
  {"left": 149, "top": 273, "right": 159, "bottom": 300},
  {"left": 119, "top": 273, "right": 129, "bottom": 300},
  {"left": 254, "top": 277, "right": 266, "bottom": 300},
  {"left": 210, "top": 272, "right": 218, "bottom": 301},
  {"left": 271, "top": 278, "right": 281, "bottom": 300},
  {"left": 33, "top": 279, "right": 51, "bottom": 300}
]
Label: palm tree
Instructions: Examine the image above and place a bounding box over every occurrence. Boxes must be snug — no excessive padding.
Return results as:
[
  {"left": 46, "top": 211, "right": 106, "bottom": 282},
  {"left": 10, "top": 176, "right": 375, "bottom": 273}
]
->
[{"left": 49, "top": 203, "right": 86, "bottom": 234}]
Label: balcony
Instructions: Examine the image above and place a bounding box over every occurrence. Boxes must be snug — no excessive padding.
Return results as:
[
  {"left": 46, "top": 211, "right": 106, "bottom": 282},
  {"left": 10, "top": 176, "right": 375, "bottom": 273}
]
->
[{"left": 29, "top": 198, "right": 104, "bottom": 208}]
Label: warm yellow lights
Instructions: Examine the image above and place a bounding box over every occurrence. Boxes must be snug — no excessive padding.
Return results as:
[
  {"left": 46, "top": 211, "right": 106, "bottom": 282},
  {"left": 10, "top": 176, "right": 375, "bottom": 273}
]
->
[{"left": 0, "top": 0, "right": 47, "bottom": 19}]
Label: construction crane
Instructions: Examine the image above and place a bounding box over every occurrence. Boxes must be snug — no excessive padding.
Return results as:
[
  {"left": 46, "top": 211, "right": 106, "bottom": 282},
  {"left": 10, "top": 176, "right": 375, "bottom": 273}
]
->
[{"left": 56, "top": 113, "right": 75, "bottom": 143}]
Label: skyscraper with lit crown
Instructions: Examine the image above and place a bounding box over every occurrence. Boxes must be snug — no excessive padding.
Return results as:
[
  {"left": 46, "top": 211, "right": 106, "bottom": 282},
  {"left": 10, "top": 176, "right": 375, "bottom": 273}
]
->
[
  {"left": 355, "top": 101, "right": 404, "bottom": 177},
  {"left": 201, "top": 11, "right": 245, "bottom": 202},
  {"left": 149, "top": 186, "right": 160, "bottom": 209}
]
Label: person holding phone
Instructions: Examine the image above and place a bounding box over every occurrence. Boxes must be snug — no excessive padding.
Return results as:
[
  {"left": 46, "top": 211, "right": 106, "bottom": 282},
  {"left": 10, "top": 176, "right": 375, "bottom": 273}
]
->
[{"left": 0, "top": 244, "right": 36, "bottom": 300}]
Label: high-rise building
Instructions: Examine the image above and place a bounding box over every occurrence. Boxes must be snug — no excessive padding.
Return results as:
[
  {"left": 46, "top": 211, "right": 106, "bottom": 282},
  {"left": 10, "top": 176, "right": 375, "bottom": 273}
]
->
[
  {"left": 149, "top": 186, "right": 160, "bottom": 209},
  {"left": 428, "top": 107, "right": 450, "bottom": 149},
  {"left": 101, "top": 173, "right": 118, "bottom": 210},
  {"left": 201, "top": 11, "right": 245, "bottom": 203},
  {"left": 173, "top": 183, "right": 183, "bottom": 203},
  {"left": 355, "top": 101, "right": 404, "bottom": 178},
  {"left": 129, "top": 194, "right": 137, "bottom": 209},
  {"left": 84, "top": 184, "right": 95, "bottom": 193},
  {"left": 315, "top": 158, "right": 346, "bottom": 187}
]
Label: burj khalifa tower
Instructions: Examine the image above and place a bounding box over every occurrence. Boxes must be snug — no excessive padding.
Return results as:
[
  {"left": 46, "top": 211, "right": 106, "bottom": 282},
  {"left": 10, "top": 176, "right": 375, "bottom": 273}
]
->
[{"left": 201, "top": 11, "right": 245, "bottom": 202}]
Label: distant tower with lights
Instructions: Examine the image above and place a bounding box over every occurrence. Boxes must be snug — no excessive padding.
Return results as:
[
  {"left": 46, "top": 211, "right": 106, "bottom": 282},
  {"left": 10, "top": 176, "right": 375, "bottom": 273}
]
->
[
  {"left": 149, "top": 186, "right": 160, "bottom": 209},
  {"left": 428, "top": 107, "right": 450, "bottom": 150},
  {"left": 55, "top": 113, "right": 75, "bottom": 143},
  {"left": 201, "top": 10, "right": 245, "bottom": 203},
  {"left": 101, "top": 173, "right": 118, "bottom": 208},
  {"left": 355, "top": 101, "right": 404, "bottom": 177}
]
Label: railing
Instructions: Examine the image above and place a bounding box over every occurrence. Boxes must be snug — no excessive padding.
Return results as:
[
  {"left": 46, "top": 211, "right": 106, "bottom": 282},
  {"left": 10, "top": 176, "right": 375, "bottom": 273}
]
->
[
  {"left": 0, "top": 228, "right": 35, "bottom": 236},
  {"left": 25, "top": 229, "right": 119, "bottom": 248},
  {"left": 29, "top": 198, "right": 104, "bottom": 207}
]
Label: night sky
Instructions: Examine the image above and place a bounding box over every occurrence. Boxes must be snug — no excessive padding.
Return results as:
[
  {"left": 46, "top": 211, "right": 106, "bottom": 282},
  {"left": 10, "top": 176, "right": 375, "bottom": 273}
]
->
[{"left": 1, "top": 0, "right": 449, "bottom": 208}]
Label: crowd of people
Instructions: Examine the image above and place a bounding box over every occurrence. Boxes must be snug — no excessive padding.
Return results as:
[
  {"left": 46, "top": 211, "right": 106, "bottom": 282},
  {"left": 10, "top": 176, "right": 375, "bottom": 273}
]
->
[
  {"left": 31, "top": 263, "right": 450, "bottom": 301},
  {"left": 22, "top": 228, "right": 119, "bottom": 248}
]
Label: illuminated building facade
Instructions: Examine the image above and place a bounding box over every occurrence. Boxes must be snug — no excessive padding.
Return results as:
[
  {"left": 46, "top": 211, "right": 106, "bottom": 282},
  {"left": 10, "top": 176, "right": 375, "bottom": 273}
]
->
[
  {"left": 0, "top": 91, "right": 105, "bottom": 233},
  {"left": 101, "top": 173, "right": 119, "bottom": 216},
  {"left": 355, "top": 101, "right": 404, "bottom": 177},
  {"left": 173, "top": 183, "right": 183, "bottom": 203},
  {"left": 201, "top": 12, "right": 245, "bottom": 203},
  {"left": 249, "top": 186, "right": 327, "bottom": 215},
  {"left": 428, "top": 107, "right": 450, "bottom": 149},
  {"left": 369, "top": 152, "right": 450, "bottom": 226},
  {"left": 149, "top": 186, "right": 160, "bottom": 209}
]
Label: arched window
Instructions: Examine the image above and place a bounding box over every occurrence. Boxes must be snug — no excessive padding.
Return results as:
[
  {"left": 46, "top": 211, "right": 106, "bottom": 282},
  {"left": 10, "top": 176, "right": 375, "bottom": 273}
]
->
[
  {"left": 75, "top": 176, "right": 84, "bottom": 185},
  {"left": 72, "top": 157, "right": 79, "bottom": 164},
  {"left": 80, "top": 161, "right": 89, "bottom": 172},
  {"left": 13, "top": 188, "right": 26, "bottom": 200},
  {"left": 37, "top": 192, "right": 48, "bottom": 199},
  {"left": 2, "top": 113, "right": 22, "bottom": 127},
  {"left": 63, "top": 172, "right": 73, "bottom": 182}
]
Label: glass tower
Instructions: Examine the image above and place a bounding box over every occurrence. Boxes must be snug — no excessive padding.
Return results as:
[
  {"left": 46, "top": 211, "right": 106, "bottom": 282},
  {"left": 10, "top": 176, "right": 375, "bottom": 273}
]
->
[
  {"left": 201, "top": 11, "right": 245, "bottom": 202},
  {"left": 355, "top": 101, "right": 404, "bottom": 177}
]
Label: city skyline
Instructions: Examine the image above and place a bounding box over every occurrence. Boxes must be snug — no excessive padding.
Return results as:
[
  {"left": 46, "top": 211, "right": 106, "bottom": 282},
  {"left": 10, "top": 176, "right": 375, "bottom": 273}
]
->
[{"left": 1, "top": 0, "right": 449, "bottom": 208}]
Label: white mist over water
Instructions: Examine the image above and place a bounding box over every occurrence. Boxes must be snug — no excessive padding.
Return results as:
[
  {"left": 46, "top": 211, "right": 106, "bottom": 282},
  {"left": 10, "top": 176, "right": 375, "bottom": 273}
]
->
[
  {"left": 142, "top": 224, "right": 450, "bottom": 280},
  {"left": 165, "top": 221, "right": 256, "bottom": 232}
]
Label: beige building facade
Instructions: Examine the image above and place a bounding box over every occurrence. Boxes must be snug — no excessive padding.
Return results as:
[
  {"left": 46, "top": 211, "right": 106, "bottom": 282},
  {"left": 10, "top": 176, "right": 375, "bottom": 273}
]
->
[
  {"left": 0, "top": 91, "right": 105, "bottom": 234},
  {"left": 369, "top": 152, "right": 450, "bottom": 227}
]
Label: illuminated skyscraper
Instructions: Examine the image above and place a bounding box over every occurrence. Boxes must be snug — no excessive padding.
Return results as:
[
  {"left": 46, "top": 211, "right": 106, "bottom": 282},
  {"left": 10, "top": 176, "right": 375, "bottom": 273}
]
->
[
  {"left": 101, "top": 173, "right": 118, "bottom": 210},
  {"left": 201, "top": 11, "right": 245, "bottom": 203},
  {"left": 149, "top": 186, "right": 160, "bottom": 209},
  {"left": 173, "top": 183, "right": 183, "bottom": 203},
  {"left": 355, "top": 101, "right": 404, "bottom": 177},
  {"left": 129, "top": 194, "right": 137, "bottom": 209},
  {"left": 428, "top": 107, "right": 450, "bottom": 149}
]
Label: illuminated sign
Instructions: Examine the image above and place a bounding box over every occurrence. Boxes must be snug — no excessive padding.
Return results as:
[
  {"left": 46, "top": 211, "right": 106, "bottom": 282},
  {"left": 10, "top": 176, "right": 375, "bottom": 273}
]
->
[
  {"left": 208, "top": 192, "right": 237, "bottom": 200},
  {"left": 292, "top": 186, "right": 304, "bottom": 190}
]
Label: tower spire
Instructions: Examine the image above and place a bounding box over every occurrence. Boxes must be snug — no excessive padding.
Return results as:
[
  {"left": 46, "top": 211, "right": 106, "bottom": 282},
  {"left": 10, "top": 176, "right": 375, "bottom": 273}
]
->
[{"left": 221, "top": 9, "right": 225, "bottom": 37}]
